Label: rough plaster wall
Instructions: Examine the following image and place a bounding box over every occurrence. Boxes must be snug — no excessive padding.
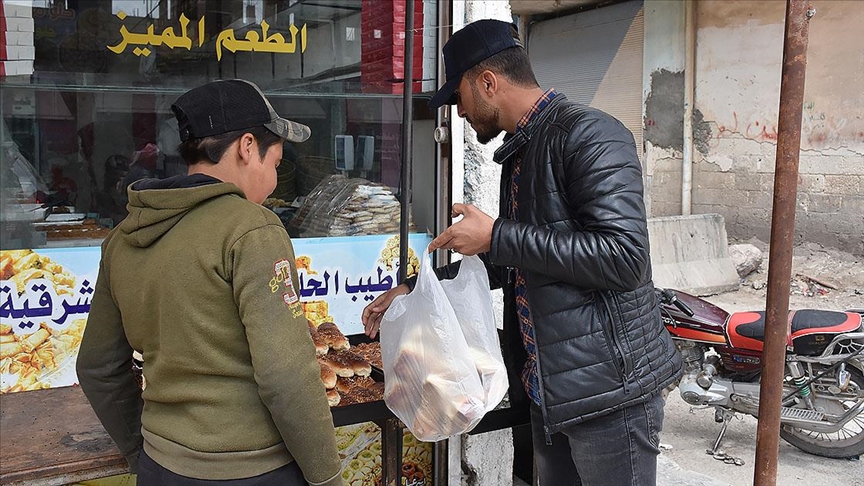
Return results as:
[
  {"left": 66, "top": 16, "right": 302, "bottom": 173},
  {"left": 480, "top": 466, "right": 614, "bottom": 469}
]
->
[
  {"left": 641, "top": 1, "right": 685, "bottom": 217},
  {"left": 644, "top": 69, "right": 684, "bottom": 216},
  {"left": 461, "top": 0, "right": 511, "bottom": 343},
  {"left": 644, "top": 140, "right": 683, "bottom": 217},
  {"left": 649, "top": 0, "right": 864, "bottom": 254},
  {"left": 462, "top": 430, "right": 514, "bottom": 486},
  {"left": 459, "top": 5, "right": 514, "bottom": 486},
  {"left": 462, "top": 2, "right": 510, "bottom": 217},
  {"left": 645, "top": 69, "right": 685, "bottom": 152}
]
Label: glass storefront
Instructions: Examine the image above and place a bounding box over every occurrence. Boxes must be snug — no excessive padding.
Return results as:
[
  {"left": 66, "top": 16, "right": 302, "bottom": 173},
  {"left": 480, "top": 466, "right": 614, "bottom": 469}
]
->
[
  {"left": 1, "top": 0, "right": 440, "bottom": 249},
  {"left": 1, "top": 2, "right": 443, "bottom": 483},
  {"left": 1, "top": 0, "right": 442, "bottom": 386},
  {"left": 1, "top": 5, "right": 452, "bottom": 485}
]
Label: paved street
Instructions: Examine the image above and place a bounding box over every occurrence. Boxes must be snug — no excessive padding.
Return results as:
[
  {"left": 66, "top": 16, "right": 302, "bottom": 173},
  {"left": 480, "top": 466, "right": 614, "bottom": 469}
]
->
[
  {"left": 659, "top": 392, "right": 863, "bottom": 486},
  {"left": 511, "top": 392, "right": 863, "bottom": 485}
]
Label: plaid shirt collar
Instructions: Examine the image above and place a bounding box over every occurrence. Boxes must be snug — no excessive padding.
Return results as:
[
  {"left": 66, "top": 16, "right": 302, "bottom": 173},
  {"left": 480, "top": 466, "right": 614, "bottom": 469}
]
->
[{"left": 516, "top": 89, "right": 559, "bottom": 131}]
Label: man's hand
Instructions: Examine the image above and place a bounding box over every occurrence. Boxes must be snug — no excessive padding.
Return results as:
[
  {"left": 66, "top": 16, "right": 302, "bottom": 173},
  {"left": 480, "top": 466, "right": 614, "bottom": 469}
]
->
[
  {"left": 428, "top": 203, "right": 494, "bottom": 256},
  {"left": 362, "top": 283, "right": 410, "bottom": 339}
]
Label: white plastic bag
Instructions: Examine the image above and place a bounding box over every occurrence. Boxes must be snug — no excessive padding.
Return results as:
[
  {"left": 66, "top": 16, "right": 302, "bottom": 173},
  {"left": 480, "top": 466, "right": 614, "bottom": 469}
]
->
[
  {"left": 380, "top": 251, "right": 506, "bottom": 442},
  {"left": 440, "top": 255, "right": 508, "bottom": 413}
]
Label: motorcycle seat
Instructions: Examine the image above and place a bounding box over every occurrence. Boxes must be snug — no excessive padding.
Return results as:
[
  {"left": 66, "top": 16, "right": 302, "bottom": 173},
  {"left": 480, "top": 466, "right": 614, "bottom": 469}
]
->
[{"left": 726, "top": 309, "right": 862, "bottom": 353}]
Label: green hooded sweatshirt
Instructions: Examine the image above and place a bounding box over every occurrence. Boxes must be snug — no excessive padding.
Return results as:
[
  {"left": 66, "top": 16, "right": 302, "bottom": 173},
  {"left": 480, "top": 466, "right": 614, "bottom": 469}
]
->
[{"left": 76, "top": 175, "right": 342, "bottom": 485}]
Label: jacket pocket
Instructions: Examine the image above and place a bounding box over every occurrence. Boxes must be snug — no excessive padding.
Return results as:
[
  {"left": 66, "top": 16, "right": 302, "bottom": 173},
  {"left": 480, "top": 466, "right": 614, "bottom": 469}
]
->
[{"left": 596, "top": 292, "right": 629, "bottom": 383}]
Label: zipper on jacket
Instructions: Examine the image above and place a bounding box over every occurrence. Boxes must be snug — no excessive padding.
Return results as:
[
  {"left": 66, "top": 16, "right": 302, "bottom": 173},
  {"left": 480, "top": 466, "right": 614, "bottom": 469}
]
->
[
  {"left": 534, "top": 328, "right": 553, "bottom": 446},
  {"left": 517, "top": 279, "right": 552, "bottom": 445},
  {"left": 536, "top": 363, "right": 553, "bottom": 446},
  {"left": 600, "top": 293, "right": 630, "bottom": 394}
]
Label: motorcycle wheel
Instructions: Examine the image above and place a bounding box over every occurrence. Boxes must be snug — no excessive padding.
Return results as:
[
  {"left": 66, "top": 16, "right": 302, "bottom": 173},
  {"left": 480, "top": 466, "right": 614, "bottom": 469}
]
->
[{"left": 779, "top": 367, "right": 864, "bottom": 458}]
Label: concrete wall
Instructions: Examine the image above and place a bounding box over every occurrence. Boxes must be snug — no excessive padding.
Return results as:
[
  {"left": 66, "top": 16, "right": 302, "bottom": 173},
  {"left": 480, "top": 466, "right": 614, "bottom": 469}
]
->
[
  {"left": 644, "top": 0, "right": 864, "bottom": 255},
  {"left": 642, "top": 1, "right": 686, "bottom": 217}
]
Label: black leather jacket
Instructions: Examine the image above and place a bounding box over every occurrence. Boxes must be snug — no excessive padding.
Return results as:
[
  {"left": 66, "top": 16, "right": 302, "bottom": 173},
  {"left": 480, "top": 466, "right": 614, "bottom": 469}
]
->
[{"left": 436, "top": 95, "right": 682, "bottom": 435}]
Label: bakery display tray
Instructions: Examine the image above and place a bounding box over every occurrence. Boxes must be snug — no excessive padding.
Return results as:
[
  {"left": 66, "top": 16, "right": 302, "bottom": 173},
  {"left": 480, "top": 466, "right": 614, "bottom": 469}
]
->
[{"left": 330, "top": 333, "right": 392, "bottom": 427}]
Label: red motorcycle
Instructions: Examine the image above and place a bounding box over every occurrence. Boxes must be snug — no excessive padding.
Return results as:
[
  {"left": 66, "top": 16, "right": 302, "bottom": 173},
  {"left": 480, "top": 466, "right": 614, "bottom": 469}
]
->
[{"left": 657, "top": 288, "right": 864, "bottom": 458}]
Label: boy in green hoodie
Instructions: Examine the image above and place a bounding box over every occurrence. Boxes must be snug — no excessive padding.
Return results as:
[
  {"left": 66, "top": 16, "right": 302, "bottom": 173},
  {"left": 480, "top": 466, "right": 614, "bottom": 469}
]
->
[{"left": 76, "top": 79, "right": 344, "bottom": 486}]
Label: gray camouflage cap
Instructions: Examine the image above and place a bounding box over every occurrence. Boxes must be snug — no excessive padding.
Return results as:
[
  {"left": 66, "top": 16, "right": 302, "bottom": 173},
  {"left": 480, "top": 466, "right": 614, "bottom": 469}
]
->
[{"left": 172, "top": 79, "right": 311, "bottom": 143}]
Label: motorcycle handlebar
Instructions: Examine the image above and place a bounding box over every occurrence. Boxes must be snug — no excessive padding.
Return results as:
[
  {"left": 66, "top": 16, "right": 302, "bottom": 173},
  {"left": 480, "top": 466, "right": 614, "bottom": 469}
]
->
[{"left": 658, "top": 288, "right": 695, "bottom": 317}]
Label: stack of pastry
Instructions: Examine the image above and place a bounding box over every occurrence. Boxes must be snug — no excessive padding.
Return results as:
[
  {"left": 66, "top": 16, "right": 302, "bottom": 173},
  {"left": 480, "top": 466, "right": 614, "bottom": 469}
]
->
[
  {"left": 319, "top": 348, "right": 371, "bottom": 379},
  {"left": 40, "top": 219, "right": 111, "bottom": 241},
  {"left": 336, "top": 375, "right": 385, "bottom": 405},
  {"left": 290, "top": 176, "right": 415, "bottom": 237},
  {"left": 302, "top": 300, "right": 334, "bottom": 327},
  {"left": 309, "top": 321, "right": 380, "bottom": 407},
  {"left": 324, "top": 184, "right": 402, "bottom": 237},
  {"left": 352, "top": 341, "right": 383, "bottom": 370}
]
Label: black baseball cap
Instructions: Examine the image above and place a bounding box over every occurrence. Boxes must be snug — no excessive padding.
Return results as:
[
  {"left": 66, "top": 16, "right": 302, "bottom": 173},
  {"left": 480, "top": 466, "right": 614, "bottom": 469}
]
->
[
  {"left": 429, "top": 19, "right": 523, "bottom": 110},
  {"left": 171, "top": 79, "right": 311, "bottom": 143}
]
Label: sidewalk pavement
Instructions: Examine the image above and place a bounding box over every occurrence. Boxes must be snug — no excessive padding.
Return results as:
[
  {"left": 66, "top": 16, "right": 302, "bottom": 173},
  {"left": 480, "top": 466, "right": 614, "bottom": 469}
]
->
[
  {"left": 511, "top": 454, "right": 730, "bottom": 486},
  {"left": 657, "top": 454, "right": 731, "bottom": 486}
]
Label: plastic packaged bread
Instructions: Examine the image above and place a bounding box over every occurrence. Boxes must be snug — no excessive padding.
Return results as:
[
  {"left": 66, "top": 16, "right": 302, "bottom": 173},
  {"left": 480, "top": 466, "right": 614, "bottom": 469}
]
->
[{"left": 384, "top": 342, "right": 485, "bottom": 441}]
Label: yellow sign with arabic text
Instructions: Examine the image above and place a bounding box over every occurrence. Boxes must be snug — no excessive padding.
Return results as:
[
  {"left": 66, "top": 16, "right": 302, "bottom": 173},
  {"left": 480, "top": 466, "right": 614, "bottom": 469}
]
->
[{"left": 106, "top": 12, "right": 307, "bottom": 61}]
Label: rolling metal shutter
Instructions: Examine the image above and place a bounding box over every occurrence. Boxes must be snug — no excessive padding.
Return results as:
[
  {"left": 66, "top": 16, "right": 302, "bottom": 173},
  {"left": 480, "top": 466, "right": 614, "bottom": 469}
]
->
[{"left": 528, "top": 0, "right": 644, "bottom": 158}]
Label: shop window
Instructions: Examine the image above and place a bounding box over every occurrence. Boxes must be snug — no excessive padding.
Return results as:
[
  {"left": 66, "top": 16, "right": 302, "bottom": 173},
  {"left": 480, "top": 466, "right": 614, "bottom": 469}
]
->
[
  {"left": 1, "top": 0, "right": 440, "bottom": 388},
  {"left": 2, "top": 0, "right": 438, "bottom": 250}
]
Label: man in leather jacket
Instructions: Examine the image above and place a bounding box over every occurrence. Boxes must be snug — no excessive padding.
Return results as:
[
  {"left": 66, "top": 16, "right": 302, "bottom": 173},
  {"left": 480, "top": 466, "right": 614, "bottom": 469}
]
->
[{"left": 363, "top": 19, "right": 682, "bottom": 486}]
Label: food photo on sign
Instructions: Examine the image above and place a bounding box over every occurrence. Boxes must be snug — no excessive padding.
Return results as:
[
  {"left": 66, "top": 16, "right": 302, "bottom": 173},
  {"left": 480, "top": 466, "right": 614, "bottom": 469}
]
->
[
  {"left": 335, "top": 422, "right": 433, "bottom": 486},
  {"left": 0, "top": 248, "right": 100, "bottom": 393}
]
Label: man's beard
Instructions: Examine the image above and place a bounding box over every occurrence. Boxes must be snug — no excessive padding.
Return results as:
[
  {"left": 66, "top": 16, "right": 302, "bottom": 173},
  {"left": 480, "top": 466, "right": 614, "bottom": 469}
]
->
[{"left": 470, "top": 84, "right": 502, "bottom": 144}]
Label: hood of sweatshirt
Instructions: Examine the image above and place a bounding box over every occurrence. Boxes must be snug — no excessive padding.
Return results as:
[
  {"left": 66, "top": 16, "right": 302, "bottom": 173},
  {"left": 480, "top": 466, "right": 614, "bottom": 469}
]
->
[{"left": 119, "top": 174, "right": 244, "bottom": 248}]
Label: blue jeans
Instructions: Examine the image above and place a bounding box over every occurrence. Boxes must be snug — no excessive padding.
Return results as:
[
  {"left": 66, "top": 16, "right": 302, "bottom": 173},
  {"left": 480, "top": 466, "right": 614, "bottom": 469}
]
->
[
  {"left": 137, "top": 449, "right": 309, "bottom": 486},
  {"left": 530, "top": 393, "right": 664, "bottom": 486}
]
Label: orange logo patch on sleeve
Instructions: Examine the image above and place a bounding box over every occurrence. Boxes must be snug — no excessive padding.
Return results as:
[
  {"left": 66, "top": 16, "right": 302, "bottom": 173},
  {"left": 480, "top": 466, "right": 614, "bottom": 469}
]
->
[{"left": 270, "top": 259, "right": 299, "bottom": 305}]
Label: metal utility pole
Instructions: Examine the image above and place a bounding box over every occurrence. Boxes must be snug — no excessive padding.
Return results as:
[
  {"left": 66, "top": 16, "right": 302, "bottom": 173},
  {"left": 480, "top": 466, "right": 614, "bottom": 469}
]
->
[
  {"left": 398, "top": 0, "right": 416, "bottom": 285},
  {"left": 754, "top": 2, "right": 814, "bottom": 485}
]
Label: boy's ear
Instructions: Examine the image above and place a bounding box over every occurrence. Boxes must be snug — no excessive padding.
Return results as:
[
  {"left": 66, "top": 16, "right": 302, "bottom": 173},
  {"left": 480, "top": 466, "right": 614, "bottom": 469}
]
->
[{"left": 236, "top": 133, "right": 256, "bottom": 165}]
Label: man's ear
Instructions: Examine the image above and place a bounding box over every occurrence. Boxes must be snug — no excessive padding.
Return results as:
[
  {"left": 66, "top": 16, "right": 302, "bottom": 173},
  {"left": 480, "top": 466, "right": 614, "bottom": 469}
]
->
[
  {"left": 480, "top": 70, "right": 498, "bottom": 97},
  {"left": 236, "top": 133, "right": 256, "bottom": 165}
]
